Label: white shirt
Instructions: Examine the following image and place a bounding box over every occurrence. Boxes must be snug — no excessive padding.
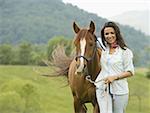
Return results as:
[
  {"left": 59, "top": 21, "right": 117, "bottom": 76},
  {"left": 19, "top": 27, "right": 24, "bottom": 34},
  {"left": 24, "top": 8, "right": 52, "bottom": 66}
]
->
[{"left": 95, "top": 46, "right": 134, "bottom": 95}]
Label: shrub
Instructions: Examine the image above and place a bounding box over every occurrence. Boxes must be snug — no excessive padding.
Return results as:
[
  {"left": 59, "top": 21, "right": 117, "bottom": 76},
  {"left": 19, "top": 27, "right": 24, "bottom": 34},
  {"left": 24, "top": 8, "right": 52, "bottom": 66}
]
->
[
  {"left": 146, "top": 67, "right": 150, "bottom": 79},
  {"left": 0, "top": 79, "right": 42, "bottom": 113},
  {"left": 0, "top": 91, "right": 25, "bottom": 113}
]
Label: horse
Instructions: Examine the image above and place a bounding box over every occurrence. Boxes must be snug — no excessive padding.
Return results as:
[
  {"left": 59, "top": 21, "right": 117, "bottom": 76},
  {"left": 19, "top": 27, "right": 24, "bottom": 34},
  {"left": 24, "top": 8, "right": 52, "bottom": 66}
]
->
[{"left": 48, "top": 21, "right": 102, "bottom": 113}]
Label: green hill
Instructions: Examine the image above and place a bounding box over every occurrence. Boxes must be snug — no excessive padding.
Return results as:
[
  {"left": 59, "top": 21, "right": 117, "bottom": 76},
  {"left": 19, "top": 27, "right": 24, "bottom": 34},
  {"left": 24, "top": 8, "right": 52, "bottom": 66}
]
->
[
  {"left": 0, "top": 0, "right": 150, "bottom": 66},
  {"left": 0, "top": 0, "right": 106, "bottom": 44},
  {"left": 0, "top": 65, "right": 149, "bottom": 113}
]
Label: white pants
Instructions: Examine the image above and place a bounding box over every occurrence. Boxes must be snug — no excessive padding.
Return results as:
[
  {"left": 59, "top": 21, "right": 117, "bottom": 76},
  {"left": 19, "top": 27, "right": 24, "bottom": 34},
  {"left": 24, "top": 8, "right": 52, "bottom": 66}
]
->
[
  {"left": 113, "top": 94, "right": 128, "bottom": 113},
  {"left": 96, "top": 88, "right": 128, "bottom": 113}
]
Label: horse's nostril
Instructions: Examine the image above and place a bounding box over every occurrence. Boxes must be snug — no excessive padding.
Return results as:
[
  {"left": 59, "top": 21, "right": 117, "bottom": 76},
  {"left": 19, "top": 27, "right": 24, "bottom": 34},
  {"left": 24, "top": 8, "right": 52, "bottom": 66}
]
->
[
  {"left": 75, "top": 57, "right": 78, "bottom": 61},
  {"left": 84, "top": 64, "right": 86, "bottom": 68}
]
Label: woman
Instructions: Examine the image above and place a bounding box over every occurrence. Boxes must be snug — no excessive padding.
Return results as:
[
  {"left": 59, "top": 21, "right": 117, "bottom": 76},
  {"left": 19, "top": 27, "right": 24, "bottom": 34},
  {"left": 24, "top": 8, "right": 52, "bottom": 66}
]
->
[{"left": 95, "top": 21, "right": 134, "bottom": 113}]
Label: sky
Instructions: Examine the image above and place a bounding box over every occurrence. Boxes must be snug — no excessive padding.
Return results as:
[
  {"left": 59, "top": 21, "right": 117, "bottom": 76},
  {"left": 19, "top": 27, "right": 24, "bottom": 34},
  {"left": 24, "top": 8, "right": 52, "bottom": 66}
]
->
[{"left": 63, "top": 0, "right": 150, "bottom": 19}]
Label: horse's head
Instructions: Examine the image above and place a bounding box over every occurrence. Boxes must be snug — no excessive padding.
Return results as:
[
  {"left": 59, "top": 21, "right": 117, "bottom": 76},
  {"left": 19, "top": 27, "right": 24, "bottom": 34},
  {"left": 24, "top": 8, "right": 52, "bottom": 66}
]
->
[{"left": 73, "top": 21, "right": 97, "bottom": 75}]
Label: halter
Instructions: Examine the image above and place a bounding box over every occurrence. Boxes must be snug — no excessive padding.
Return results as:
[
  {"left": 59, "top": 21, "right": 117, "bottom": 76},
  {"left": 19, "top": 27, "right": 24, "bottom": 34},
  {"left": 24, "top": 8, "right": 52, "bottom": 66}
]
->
[
  {"left": 75, "top": 44, "right": 97, "bottom": 63},
  {"left": 75, "top": 30, "right": 99, "bottom": 62},
  {"left": 75, "top": 32, "right": 104, "bottom": 82}
]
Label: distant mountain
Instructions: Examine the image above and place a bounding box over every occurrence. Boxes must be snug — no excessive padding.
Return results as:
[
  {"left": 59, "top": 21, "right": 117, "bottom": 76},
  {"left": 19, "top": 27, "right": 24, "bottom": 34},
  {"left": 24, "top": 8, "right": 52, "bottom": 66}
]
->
[
  {"left": 110, "top": 10, "right": 150, "bottom": 35},
  {"left": 0, "top": 0, "right": 107, "bottom": 44},
  {"left": 0, "top": 0, "right": 150, "bottom": 66}
]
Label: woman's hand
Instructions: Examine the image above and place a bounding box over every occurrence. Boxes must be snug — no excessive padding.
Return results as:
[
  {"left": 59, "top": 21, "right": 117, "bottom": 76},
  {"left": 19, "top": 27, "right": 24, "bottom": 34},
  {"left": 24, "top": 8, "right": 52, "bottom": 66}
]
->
[
  {"left": 104, "top": 76, "right": 118, "bottom": 84},
  {"left": 104, "top": 72, "right": 133, "bottom": 84}
]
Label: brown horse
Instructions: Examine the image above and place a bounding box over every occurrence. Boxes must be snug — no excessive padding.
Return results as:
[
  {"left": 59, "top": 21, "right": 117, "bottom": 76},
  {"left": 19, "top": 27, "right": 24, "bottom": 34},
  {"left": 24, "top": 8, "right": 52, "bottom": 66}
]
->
[
  {"left": 69, "top": 21, "right": 101, "bottom": 113},
  {"left": 49, "top": 21, "right": 101, "bottom": 113}
]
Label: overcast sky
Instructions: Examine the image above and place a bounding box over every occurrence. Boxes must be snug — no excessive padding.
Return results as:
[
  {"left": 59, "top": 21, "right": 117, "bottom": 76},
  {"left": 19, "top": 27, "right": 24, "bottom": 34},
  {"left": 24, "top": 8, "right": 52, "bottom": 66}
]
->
[{"left": 63, "top": 0, "right": 150, "bottom": 19}]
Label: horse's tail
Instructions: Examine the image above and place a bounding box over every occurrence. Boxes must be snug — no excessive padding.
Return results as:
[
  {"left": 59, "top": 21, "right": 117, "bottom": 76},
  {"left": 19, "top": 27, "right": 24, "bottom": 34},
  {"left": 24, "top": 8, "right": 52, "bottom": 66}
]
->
[{"left": 41, "top": 45, "right": 74, "bottom": 78}]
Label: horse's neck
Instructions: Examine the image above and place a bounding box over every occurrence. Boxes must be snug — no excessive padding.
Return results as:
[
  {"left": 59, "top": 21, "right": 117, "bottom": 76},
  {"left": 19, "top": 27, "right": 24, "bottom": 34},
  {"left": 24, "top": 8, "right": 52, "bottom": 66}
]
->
[{"left": 88, "top": 50, "right": 101, "bottom": 80}]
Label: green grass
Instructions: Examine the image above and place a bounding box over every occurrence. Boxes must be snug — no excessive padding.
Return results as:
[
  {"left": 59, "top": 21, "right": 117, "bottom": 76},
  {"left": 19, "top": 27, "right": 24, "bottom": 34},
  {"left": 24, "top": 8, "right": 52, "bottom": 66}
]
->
[
  {"left": 127, "top": 68, "right": 150, "bottom": 113},
  {"left": 0, "top": 65, "right": 149, "bottom": 113}
]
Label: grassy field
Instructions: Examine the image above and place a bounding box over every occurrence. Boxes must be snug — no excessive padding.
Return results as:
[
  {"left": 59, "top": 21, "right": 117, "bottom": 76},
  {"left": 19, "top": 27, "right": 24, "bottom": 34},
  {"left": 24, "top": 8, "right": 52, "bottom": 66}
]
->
[{"left": 0, "top": 65, "right": 149, "bottom": 113}]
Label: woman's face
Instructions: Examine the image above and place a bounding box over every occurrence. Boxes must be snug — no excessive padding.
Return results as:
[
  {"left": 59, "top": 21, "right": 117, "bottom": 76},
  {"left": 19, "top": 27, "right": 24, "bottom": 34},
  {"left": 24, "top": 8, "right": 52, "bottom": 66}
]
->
[{"left": 104, "top": 27, "right": 117, "bottom": 44}]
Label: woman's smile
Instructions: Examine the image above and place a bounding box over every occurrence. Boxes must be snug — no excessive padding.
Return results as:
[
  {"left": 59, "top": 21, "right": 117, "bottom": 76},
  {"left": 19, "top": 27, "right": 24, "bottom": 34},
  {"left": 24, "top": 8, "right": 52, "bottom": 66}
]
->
[{"left": 104, "top": 27, "right": 116, "bottom": 44}]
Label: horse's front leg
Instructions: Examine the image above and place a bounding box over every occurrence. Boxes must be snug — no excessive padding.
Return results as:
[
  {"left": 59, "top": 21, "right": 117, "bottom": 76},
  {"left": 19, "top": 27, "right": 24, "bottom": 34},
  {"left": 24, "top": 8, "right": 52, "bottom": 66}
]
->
[
  {"left": 73, "top": 96, "right": 87, "bottom": 113},
  {"left": 92, "top": 100, "right": 100, "bottom": 113},
  {"left": 93, "top": 103, "right": 100, "bottom": 113}
]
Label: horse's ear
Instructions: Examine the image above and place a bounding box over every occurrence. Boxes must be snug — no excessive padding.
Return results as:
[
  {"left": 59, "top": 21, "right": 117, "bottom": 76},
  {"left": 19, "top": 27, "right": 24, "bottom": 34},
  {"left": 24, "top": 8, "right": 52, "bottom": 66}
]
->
[
  {"left": 73, "top": 22, "right": 80, "bottom": 33},
  {"left": 89, "top": 21, "right": 95, "bottom": 34}
]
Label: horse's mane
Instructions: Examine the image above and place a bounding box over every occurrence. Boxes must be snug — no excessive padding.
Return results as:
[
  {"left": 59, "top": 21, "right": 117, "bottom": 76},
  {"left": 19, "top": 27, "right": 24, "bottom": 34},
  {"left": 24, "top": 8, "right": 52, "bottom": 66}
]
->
[{"left": 47, "top": 45, "right": 74, "bottom": 77}]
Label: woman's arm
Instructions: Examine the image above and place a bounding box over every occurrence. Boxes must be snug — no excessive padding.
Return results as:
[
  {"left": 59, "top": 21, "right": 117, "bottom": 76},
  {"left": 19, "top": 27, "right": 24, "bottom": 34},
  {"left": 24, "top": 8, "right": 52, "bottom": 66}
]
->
[{"left": 105, "top": 71, "right": 133, "bottom": 84}]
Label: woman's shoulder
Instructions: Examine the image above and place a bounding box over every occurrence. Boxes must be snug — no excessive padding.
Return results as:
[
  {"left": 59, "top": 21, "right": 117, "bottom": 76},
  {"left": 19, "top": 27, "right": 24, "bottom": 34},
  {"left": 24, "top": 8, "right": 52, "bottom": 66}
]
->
[{"left": 122, "top": 47, "right": 133, "bottom": 57}]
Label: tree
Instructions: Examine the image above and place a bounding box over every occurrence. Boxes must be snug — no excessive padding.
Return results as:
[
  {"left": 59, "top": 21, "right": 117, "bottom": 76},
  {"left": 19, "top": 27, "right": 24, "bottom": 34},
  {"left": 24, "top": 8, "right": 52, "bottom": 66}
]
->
[
  {"left": 18, "top": 42, "right": 32, "bottom": 65},
  {"left": 47, "top": 36, "right": 72, "bottom": 60},
  {"left": 0, "top": 44, "right": 13, "bottom": 64},
  {"left": 30, "top": 44, "right": 47, "bottom": 65}
]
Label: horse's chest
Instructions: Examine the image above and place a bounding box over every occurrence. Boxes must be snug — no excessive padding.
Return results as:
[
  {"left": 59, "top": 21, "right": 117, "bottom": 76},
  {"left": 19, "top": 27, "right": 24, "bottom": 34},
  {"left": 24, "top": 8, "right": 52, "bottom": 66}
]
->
[
  {"left": 72, "top": 75, "right": 93, "bottom": 96},
  {"left": 68, "top": 60, "right": 96, "bottom": 101}
]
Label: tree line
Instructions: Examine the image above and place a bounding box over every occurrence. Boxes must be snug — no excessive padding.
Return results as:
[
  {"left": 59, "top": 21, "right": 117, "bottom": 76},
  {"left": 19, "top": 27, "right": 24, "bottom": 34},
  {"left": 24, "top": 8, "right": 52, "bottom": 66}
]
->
[
  {"left": 0, "top": 36, "right": 72, "bottom": 65},
  {"left": 0, "top": 35, "right": 150, "bottom": 68}
]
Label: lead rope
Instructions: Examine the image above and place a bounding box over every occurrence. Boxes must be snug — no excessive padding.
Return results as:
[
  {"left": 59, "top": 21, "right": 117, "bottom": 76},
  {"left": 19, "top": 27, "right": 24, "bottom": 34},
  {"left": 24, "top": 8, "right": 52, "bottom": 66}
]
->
[
  {"left": 86, "top": 75, "right": 104, "bottom": 84},
  {"left": 105, "top": 83, "right": 109, "bottom": 113},
  {"left": 86, "top": 75, "right": 109, "bottom": 113}
]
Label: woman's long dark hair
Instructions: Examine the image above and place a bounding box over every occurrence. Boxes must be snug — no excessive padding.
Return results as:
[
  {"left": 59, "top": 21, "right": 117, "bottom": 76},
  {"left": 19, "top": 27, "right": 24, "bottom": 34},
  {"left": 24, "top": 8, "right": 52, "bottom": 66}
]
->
[{"left": 101, "top": 21, "right": 127, "bottom": 50}]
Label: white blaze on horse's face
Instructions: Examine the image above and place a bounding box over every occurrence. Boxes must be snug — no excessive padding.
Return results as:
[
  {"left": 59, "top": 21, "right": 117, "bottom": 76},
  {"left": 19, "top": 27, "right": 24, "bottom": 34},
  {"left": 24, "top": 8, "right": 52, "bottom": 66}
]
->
[{"left": 76, "top": 38, "right": 86, "bottom": 73}]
